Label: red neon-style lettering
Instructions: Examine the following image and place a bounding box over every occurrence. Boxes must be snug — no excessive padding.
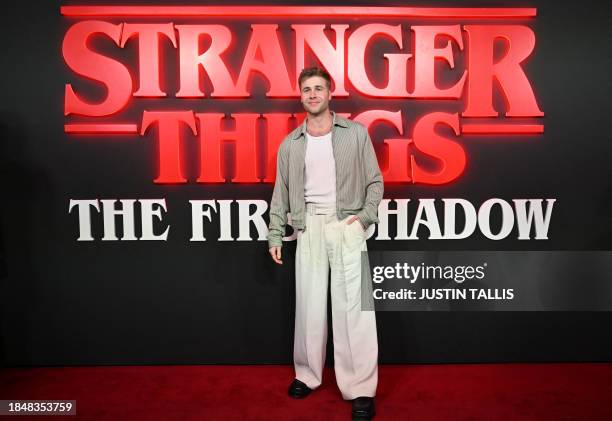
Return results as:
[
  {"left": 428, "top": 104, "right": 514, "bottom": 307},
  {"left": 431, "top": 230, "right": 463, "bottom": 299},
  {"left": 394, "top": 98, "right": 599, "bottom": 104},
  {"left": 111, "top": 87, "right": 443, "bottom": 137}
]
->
[
  {"left": 411, "top": 25, "right": 467, "bottom": 98},
  {"left": 463, "top": 25, "right": 544, "bottom": 117},
  {"left": 175, "top": 25, "right": 238, "bottom": 97},
  {"left": 292, "top": 24, "right": 349, "bottom": 96},
  {"left": 235, "top": 25, "right": 295, "bottom": 97},
  {"left": 353, "top": 110, "right": 410, "bottom": 182},
  {"left": 263, "top": 113, "right": 294, "bottom": 182},
  {"left": 120, "top": 23, "right": 177, "bottom": 97},
  {"left": 195, "top": 113, "right": 260, "bottom": 183},
  {"left": 140, "top": 110, "right": 197, "bottom": 183},
  {"left": 348, "top": 24, "right": 411, "bottom": 97},
  {"left": 63, "top": 21, "right": 132, "bottom": 116},
  {"left": 411, "top": 112, "right": 466, "bottom": 184}
]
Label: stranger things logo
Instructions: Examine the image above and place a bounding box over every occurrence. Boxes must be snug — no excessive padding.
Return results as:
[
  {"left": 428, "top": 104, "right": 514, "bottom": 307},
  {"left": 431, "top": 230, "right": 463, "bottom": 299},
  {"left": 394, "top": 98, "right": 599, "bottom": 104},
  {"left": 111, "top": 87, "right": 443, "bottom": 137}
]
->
[{"left": 61, "top": 5, "right": 544, "bottom": 186}]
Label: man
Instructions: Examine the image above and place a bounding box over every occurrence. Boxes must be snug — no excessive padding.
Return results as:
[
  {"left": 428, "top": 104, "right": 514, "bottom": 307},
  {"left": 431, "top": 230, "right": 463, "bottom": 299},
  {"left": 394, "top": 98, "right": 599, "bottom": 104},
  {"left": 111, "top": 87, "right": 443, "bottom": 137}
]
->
[{"left": 267, "top": 67, "right": 383, "bottom": 420}]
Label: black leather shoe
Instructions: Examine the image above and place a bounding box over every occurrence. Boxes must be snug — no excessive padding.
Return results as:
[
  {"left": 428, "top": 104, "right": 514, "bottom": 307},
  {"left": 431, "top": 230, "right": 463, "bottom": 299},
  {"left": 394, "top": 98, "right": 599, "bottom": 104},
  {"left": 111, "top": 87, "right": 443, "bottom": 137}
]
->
[
  {"left": 352, "top": 397, "right": 375, "bottom": 420},
  {"left": 288, "top": 379, "right": 312, "bottom": 399}
]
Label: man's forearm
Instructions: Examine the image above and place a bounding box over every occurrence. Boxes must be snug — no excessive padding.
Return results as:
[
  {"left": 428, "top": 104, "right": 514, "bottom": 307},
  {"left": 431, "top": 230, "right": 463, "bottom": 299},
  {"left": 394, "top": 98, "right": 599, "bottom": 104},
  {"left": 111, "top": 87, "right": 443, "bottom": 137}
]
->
[
  {"left": 268, "top": 207, "right": 287, "bottom": 248},
  {"left": 357, "top": 178, "right": 383, "bottom": 229},
  {"left": 357, "top": 132, "right": 384, "bottom": 229},
  {"left": 267, "top": 143, "right": 290, "bottom": 248}
]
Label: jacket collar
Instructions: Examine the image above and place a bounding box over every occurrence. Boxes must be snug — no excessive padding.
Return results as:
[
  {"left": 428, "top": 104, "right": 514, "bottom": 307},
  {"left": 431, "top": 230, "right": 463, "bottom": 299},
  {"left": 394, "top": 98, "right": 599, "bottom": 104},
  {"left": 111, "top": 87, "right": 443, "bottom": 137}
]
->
[{"left": 292, "top": 111, "right": 348, "bottom": 140}]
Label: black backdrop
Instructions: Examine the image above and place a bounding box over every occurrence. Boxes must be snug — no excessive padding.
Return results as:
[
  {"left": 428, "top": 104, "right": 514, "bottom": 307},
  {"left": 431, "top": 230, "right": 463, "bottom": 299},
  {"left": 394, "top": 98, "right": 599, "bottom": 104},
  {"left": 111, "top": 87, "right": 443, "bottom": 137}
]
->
[{"left": 1, "top": 0, "right": 612, "bottom": 366}]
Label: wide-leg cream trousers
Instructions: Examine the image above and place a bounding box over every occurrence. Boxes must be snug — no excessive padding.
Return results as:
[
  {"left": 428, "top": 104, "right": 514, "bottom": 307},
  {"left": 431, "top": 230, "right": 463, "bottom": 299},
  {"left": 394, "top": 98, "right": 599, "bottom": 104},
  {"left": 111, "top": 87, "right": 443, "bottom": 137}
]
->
[{"left": 293, "top": 202, "right": 378, "bottom": 400}]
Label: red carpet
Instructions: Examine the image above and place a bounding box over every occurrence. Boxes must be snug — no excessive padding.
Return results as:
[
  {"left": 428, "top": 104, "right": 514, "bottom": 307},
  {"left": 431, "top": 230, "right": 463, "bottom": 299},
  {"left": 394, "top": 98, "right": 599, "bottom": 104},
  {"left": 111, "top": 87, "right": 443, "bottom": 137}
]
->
[{"left": 1, "top": 364, "right": 611, "bottom": 420}]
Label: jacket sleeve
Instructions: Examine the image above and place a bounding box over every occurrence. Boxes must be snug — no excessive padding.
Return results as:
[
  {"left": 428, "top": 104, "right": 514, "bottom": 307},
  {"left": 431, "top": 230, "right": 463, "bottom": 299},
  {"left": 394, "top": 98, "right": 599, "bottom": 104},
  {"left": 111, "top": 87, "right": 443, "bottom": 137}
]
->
[
  {"left": 357, "top": 128, "right": 384, "bottom": 229},
  {"left": 267, "top": 141, "right": 290, "bottom": 248}
]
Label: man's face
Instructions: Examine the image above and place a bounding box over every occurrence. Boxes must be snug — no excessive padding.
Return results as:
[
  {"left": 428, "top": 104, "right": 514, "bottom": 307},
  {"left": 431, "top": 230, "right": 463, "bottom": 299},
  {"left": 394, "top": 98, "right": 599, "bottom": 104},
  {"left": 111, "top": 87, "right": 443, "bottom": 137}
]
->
[{"left": 300, "top": 76, "right": 331, "bottom": 116}]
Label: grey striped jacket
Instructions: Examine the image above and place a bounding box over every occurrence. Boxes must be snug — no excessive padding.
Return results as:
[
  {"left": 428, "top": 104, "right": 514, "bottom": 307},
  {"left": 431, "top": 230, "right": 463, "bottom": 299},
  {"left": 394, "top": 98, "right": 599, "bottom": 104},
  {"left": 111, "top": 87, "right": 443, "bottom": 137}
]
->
[{"left": 267, "top": 112, "right": 384, "bottom": 248}]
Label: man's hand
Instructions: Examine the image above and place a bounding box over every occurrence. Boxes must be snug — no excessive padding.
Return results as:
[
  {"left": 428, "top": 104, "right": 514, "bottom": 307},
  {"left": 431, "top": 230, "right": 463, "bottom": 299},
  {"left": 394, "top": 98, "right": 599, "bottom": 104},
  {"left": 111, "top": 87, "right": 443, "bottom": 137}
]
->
[
  {"left": 269, "top": 246, "right": 283, "bottom": 265},
  {"left": 346, "top": 215, "right": 365, "bottom": 230}
]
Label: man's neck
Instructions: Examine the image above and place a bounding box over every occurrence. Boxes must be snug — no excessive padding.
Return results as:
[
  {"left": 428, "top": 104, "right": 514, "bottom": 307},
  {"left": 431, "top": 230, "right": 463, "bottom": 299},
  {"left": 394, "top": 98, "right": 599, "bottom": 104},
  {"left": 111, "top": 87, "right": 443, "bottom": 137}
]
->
[{"left": 306, "top": 110, "right": 333, "bottom": 136}]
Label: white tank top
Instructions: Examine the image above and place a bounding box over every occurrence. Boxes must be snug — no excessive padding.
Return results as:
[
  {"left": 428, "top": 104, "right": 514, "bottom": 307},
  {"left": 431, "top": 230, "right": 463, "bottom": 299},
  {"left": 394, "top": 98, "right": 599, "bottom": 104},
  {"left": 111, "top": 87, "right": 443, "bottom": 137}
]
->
[{"left": 304, "top": 132, "right": 337, "bottom": 204}]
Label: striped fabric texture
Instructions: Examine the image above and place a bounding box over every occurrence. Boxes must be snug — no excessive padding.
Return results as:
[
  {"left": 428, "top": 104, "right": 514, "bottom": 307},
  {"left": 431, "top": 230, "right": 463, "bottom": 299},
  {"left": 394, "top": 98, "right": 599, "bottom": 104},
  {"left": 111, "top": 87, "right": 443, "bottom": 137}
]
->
[{"left": 267, "top": 112, "right": 384, "bottom": 248}]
